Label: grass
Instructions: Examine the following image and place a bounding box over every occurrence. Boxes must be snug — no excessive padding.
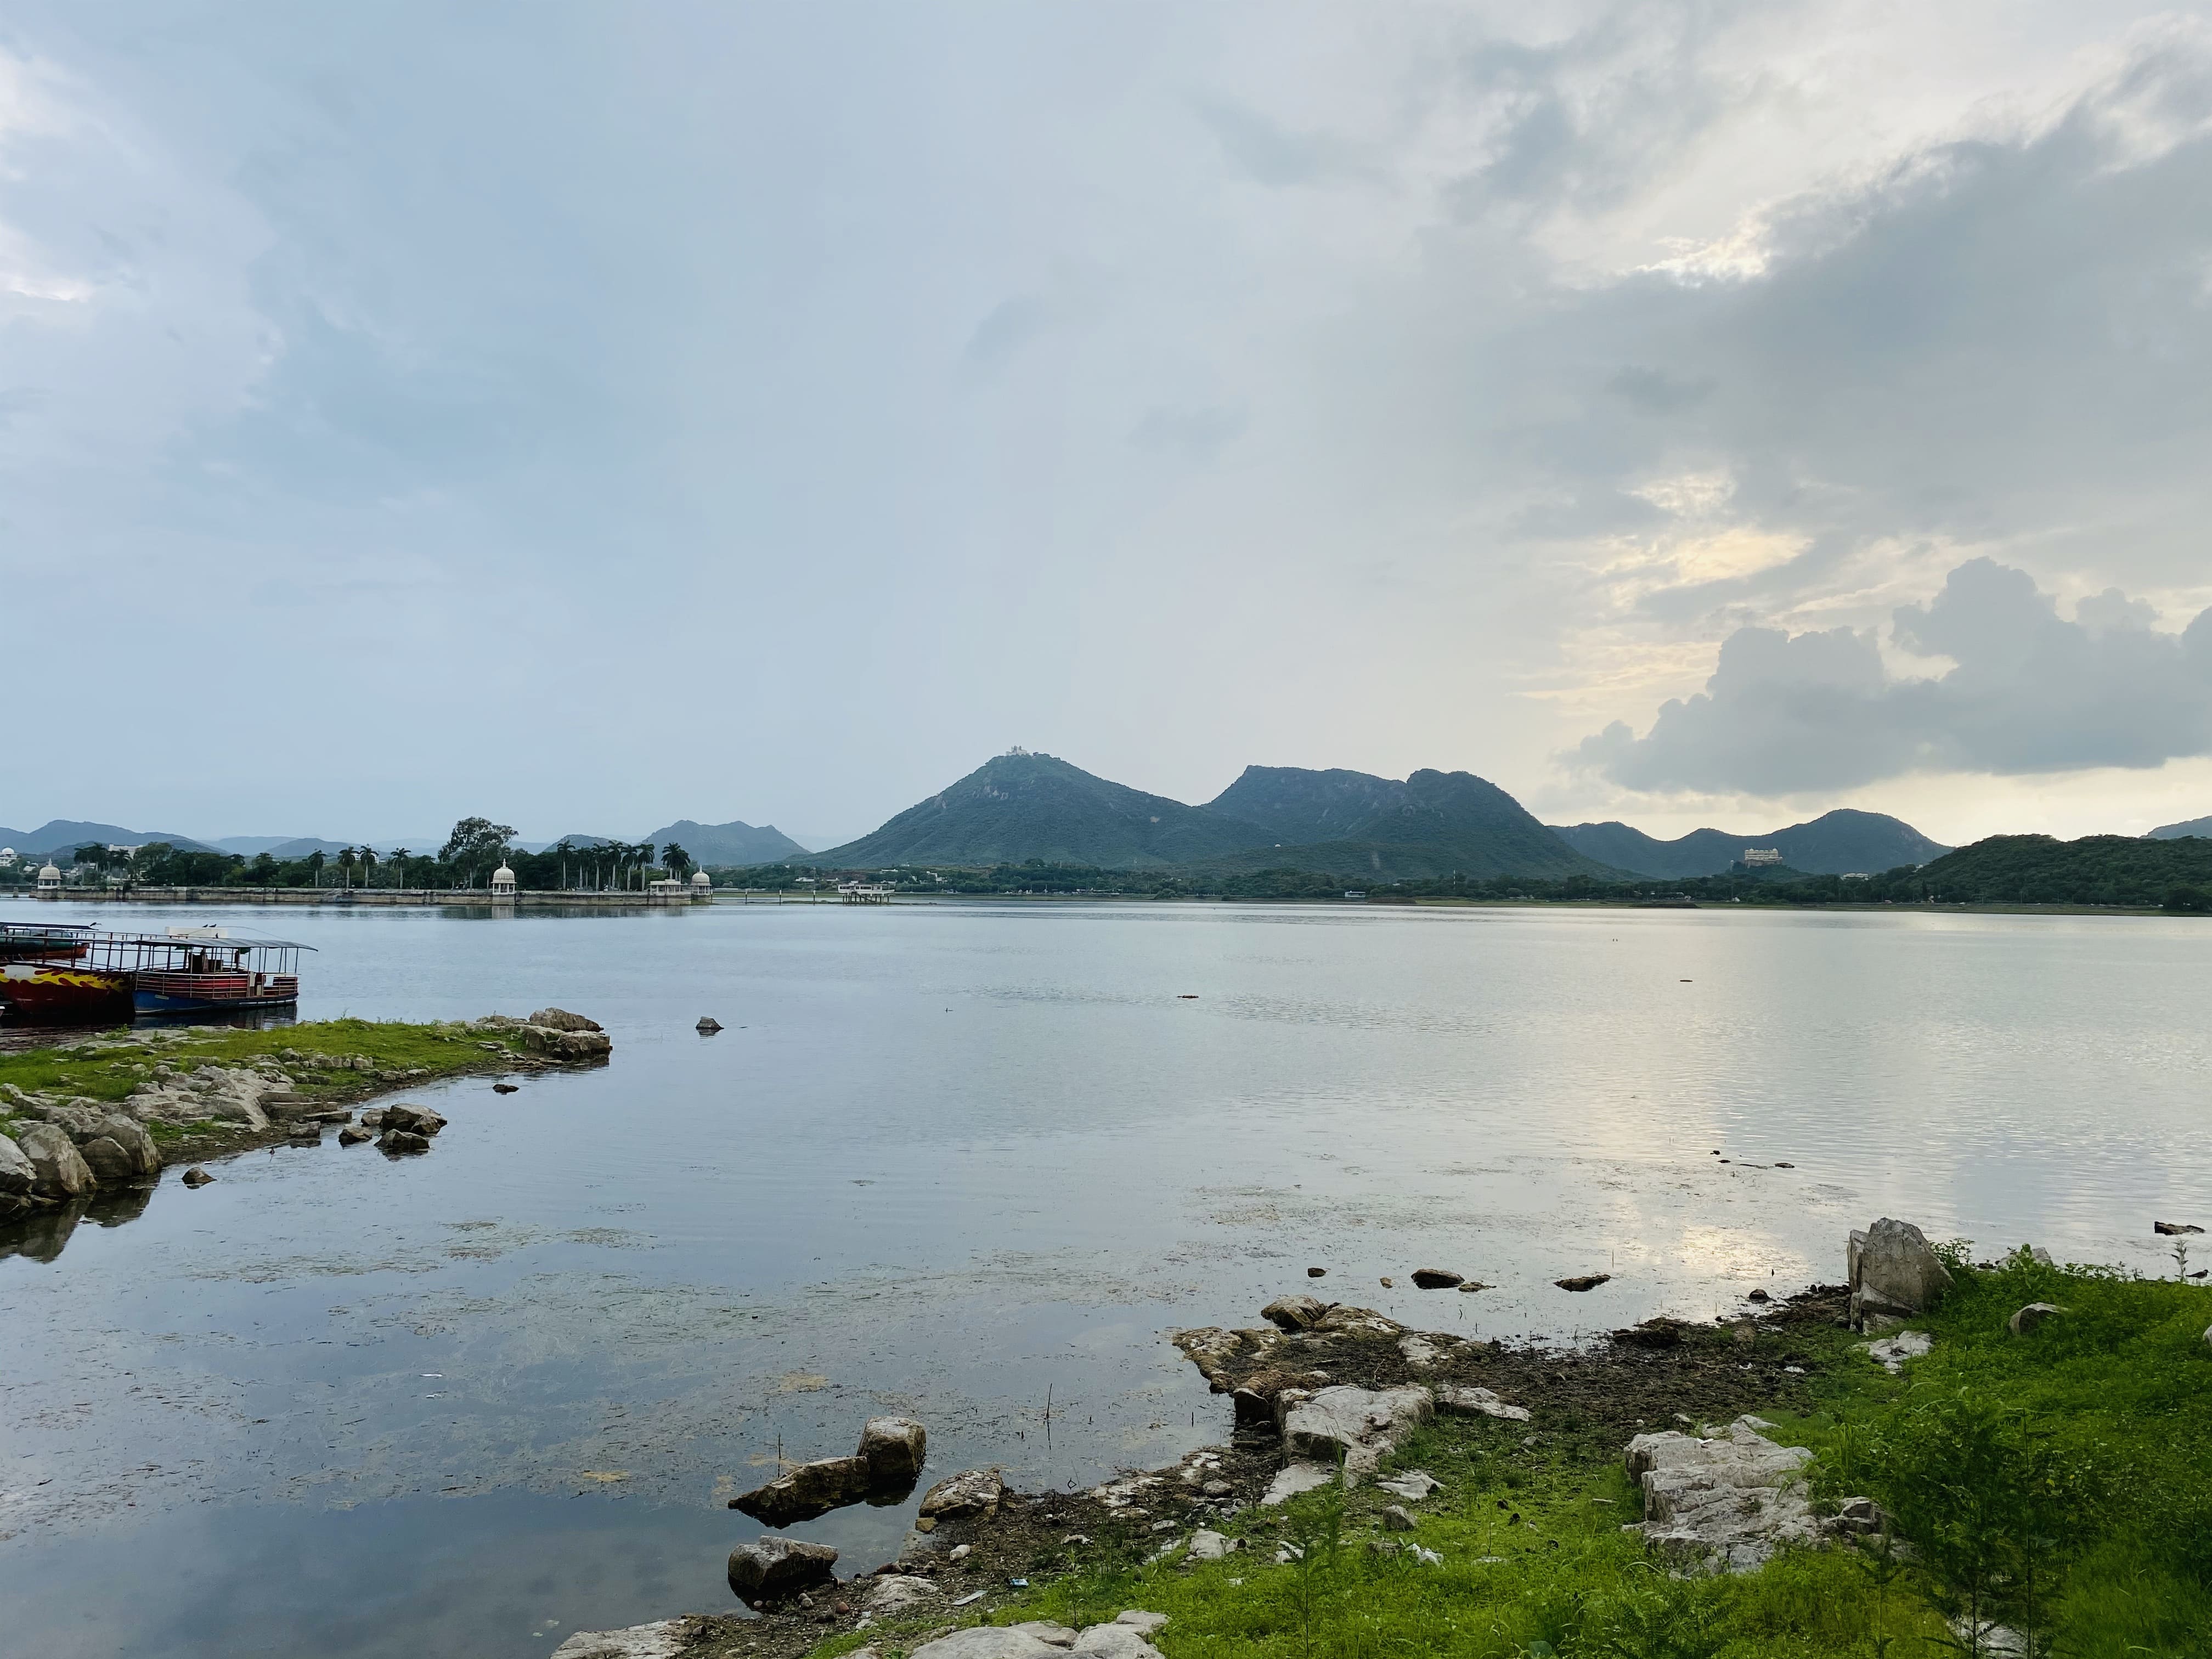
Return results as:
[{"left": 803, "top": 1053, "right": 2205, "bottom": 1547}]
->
[
  {"left": 0, "top": 1017, "right": 530, "bottom": 1130},
  {"left": 845, "top": 1260, "right": 2212, "bottom": 1659}
]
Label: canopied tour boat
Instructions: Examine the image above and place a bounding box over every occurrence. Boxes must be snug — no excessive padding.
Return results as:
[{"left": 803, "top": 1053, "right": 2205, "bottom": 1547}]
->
[{"left": 0, "top": 925, "right": 312, "bottom": 1020}]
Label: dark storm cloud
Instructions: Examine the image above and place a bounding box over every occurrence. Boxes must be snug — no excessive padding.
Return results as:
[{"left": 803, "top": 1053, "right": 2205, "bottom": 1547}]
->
[{"left": 1576, "top": 560, "right": 2212, "bottom": 793}]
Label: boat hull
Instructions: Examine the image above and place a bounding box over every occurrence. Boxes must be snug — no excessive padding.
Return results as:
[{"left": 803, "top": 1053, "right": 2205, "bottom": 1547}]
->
[
  {"left": 132, "top": 970, "right": 299, "bottom": 1015},
  {"left": 0, "top": 962, "right": 133, "bottom": 1018}
]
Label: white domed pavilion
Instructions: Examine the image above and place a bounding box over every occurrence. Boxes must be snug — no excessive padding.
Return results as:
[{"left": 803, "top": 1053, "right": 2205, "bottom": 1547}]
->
[{"left": 490, "top": 862, "right": 517, "bottom": 898}]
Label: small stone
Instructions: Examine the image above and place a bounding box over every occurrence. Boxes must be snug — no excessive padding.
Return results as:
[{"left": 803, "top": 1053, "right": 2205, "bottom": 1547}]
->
[
  {"left": 338, "top": 1124, "right": 372, "bottom": 1146},
  {"left": 2155, "top": 1221, "right": 2204, "bottom": 1236},
  {"left": 1201, "top": 1480, "right": 1231, "bottom": 1497},
  {"left": 1734, "top": 1321, "right": 1757, "bottom": 1345},
  {"left": 1187, "top": 1530, "right": 1239, "bottom": 1560},
  {"left": 377, "top": 1130, "right": 432, "bottom": 1155},
  {"left": 912, "top": 1516, "right": 936, "bottom": 1532},
  {"left": 1381, "top": 1504, "right": 1418, "bottom": 1532},
  {"left": 949, "top": 1543, "right": 971, "bottom": 1561},
  {"left": 1456, "top": 1280, "right": 1490, "bottom": 1293},
  {"left": 1747, "top": 1288, "right": 1771, "bottom": 1302},
  {"left": 1379, "top": 1277, "right": 1394, "bottom": 1288},
  {"left": 493, "top": 1083, "right": 518, "bottom": 1094},
  {"left": 1555, "top": 1274, "right": 1611, "bottom": 1292},
  {"left": 1409, "top": 1268, "right": 1463, "bottom": 1289},
  {"left": 1435, "top": 1385, "right": 1530, "bottom": 1423},
  {"left": 1306, "top": 1267, "right": 1326, "bottom": 1278},
  {"left": 697, "top": 1017, "right": 724, "bottom": 1033},
  {"left": 2008, "top": 1302, "right": 2065, "bottom": 1336},
  {"left": 181, "top": 1166, "right": 214, "bottom": 1187}
]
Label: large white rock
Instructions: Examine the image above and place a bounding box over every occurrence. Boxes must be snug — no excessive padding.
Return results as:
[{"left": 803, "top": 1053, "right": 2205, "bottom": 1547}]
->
[
  {"left": 0, "top": 1131, "right": 35, "bottom": 1195},
  {"left": 909, "top": 1629, "right": 1065, "bottom": 1659},
  {"left": 1861, "top": 1331, "right": 1933, "bottom": 1373},
  {"left": 1624, "top": 1415, "right": 1819, "bottom": 1572},
  {"left": 919, "top": 1466, "right": 1003, "bottom": 1519},
  {"left": 1850, "top": 1218, "right": 1953, "bottom": 1327},
  {"left": 1277, "top": 1384, "right": 1433, "bottom": 1481},
  {"left": 864, "top": 1574, "right": 940, "bottom": 1615},
  {"left": 550, "top": 1621, "right": 693, "bottom": 1659},
  {"left": 15, "top": 1122, "right": 94, "bottom": 1198},
  {"left": 1434, "top": 1384, "right": 1531, "bottom": 1423},
  {"left": 1070, "top": 1627, "right": 1163, "bottom": 1659},
  {"left": 1261, "top": 1462, "right": 1336, "bottom": 1505}
]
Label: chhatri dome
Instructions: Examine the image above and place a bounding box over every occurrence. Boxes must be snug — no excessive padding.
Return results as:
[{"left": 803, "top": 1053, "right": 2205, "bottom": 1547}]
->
[
  {"left": 691, "top": 869, "right": 712, "bottom": 888},
  {"left": 490, "top": 862, "right": 517, "bottom": 896}
]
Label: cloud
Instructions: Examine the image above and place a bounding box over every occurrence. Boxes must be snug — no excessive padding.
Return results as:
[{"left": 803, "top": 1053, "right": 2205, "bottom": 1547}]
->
[{"left": 1573, "top": 558, "right": 2212, "bottom": 793}]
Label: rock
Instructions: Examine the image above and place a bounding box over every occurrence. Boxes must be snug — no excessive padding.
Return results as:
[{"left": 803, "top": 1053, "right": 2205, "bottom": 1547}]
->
[
  {"left": 918, "top": 1466, "right": 1002, "bottom": 1520},
  {"left": 521, "top": 1023, "right": 614, "bottom": 1060},
  {"left": 697, "top": 1017, "right": 723, "bottom": 1033},
  {"left": 381, "top": 1103, "right": 448, "bottom": 1137},
  {"left": 16, "top": 1122, "right": 94, "bottom": 1198},
  {"left": 530, "top": 1007, "right": 603, "bottom": 1032},
  {"left": 1861, "top": 1330, "right": 1933, "bottom": 1373},
  {"left": 1070, "top": 1627, "right": 1162, "bottom": 1659},
  {"left": 1624, "top": 1415, "right": 1819, "bottom": 1572},
  {"left": 1306, "top": 1267, "right": 1326, "bottom": 1278},
  {"left": 0, "top": 1132, "right": 34, "bottom": 1195},
  {"left": 1187, "top": 1529, "right": 1239, "bottom": 1560},
  {"left": 859, "top": 1415, "right": 928, "bottom": 1483},
  {"left": 338, "top": 1124, "right": 373, "bottom": 1146},
  {"left": 359, "top": 1109, "right": 386, "bottom": 1129},
  {"left": 1379, "top": 1277, "right": 1393, "bottom": 1288},
  {"left": 550, "top": 1620, "right": 696, "bottom": 1658},
  {"left": 79, "top": 1117, "right": 163, "bottom": 1181},
  {"left": 1555, "top": 1274, "right": 1611, "bottom": 1292},
  {"left": 2030, "top": 1246, "right": 2055, "bottom": 1267},
  {"left": 1849, "top": 1218, "right": 1953, "bottom": 1327},
  {"left": 1746, "top": 1288, "right": 1770, "bottom": 1302},
  {"left": 732, "top": 1455, "right": 872, "bottom": 1525},
  {"left": 1310, "top": 1304, "right": 1404, "bottom": 1339},
  {"left": 1456, "top": 1281, "right": 1490, "bottom": 1293},
  {"left": 726, "top": 1536, "right": 838, "bottom": 1605},
  {"left": 1261, "top": 1462, "right": 1335, "bottom": 1505},
  {"left": 1376, "top": 1470, "right": 1441, "bottom": 1500},
  {"left": 1381, "top": 1504, "right": 1418, "bottom": 1532},
  {"left": 863, "top": 1575, "right": 938, "bottom": 1615},
  {"left": 286, "top": 1123, "right": 323, "bottom": 1145},
  {"left": 1435, "top": 1385, "right": 1530, "bottom": 1421},
  {"left": 493, "top": 1083, "right": 519, "bottom": 1094},
  {"left": 2008, "top": 1302, "right": 2065, "bottom": 1336},
  {"left": 2155, "top": 1221, "right": 2204, "bottom": 1236},
  {"left": 377, "top": 1130, "right": 432, "bottom": 1155},
  {"left": 1614, "top": 1321, "right": 1683, "bottom": 1349},
  {"left": 1278, "top": 1384, "right": 1433, "bottom": 1481},
  {"left": 1261, "top": 1294, "right": 1331, "bottom": 1331},
  {"left": 908, "top": 1630, "right": 1063, "bottom": 1659},
  {"left": 1397, "top": 1334, "right": 1448, "bottom": 1369},
  {"left": 1831, "top": 1496, "right": 1886, "bottom": 1535},
  {"left": 1115, "top": 1612, "right": 1170, "bottom": 1635},
  {"left": 1409, "top": 1268, "right": 1463, "bottom": 1289},
  {"left": 1011, "top": 1624, "right": 1077, "bottom": 1649},
  {"left": 181, "top": 1166, "right": 213, "bottom": 1187},
  {"left": 2203, "top": 1323, "right": 2212, "bottom": 1353}
]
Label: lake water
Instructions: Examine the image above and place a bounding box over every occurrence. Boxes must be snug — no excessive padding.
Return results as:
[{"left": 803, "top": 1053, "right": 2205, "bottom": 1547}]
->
[{"left": 2, "top": 898, "right": 2207, "bottom": 1657}]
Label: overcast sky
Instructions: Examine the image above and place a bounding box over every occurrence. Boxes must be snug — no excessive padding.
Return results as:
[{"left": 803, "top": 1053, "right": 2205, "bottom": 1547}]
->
[{"left": 7, "top": 2, "right": 2212, "bottom": 849}]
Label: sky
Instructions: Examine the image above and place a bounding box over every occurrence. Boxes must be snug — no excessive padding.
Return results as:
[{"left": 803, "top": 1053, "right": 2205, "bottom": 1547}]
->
[{"left": 7, "top": 1, "right": 2212, "bottom": 850}]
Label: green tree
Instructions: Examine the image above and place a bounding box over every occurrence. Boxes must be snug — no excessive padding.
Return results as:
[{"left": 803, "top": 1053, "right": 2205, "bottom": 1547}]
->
[
  {"left": 440, "top": 817, "right": 516, "bottom": 887},
  {"left": 661, "top": 842, "right": 694, "bottom": 879}
]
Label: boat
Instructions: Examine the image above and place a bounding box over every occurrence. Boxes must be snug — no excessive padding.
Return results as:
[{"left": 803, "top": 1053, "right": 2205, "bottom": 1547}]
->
[
  {"left": 113, "top": 928, "right": 313, "bottom": 1015},
  {"left": 0, "top": 926, "right": 312, "bottom": 1022}
]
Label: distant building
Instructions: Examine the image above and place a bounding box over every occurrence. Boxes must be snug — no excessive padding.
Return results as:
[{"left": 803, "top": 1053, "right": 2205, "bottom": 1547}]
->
[
  {"left": 490, "top": 863, "right": 517, "bottom": 897},
  {"left": 0, "top": 847, "right": 15, "bottom": 870},
  {"left": 36, "top": 862, "right": 63, "bottom": 892},
  {"left": 1344, "top": 890, "right": 1366, "bottom": 900},
  {"left": 1742, "top": 848, "right": 1784, "bottom": 866}
]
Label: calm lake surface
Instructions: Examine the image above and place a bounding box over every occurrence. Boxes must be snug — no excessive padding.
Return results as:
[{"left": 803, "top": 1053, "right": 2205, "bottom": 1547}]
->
[{"left": 2, "top": 898, "right": 2207, "bottom": 1657}]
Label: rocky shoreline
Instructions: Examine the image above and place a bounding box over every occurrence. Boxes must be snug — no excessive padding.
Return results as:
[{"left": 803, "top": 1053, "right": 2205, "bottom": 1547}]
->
[
  {"left": 552, "top": 1262, "right": 1899, "bottom": 1659},
  {"left": 0, "top": 1009, "right": 612, "bottom": 1249}
]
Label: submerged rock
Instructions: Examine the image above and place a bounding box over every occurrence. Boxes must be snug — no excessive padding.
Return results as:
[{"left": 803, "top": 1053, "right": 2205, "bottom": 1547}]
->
[
  {"left": 380, "top": 1103, "right": 448, "bottom": 1137},
  {"left": 338, "top": 1124, "right": 373, "bottom": 1146},
  {"left": 732, "top": 1455, "right": 872, "bottom": 1526},
  {"left": 181, "top": 1166, "right": 213, "bottom": 1187},
  {"left": 696, "top": 1017, "right": 723, "bottom": 1034},
  {"left": 377, "top": 1129, "right": 432, "bottom": 1156},
  {"left": 1625, "top": 1415, "right": 1819, "bottom": 1572},
  {"left": 1555, "top": 1274, "right": 1611, "bottom": 1292},
  {"left": 859, "top": 1415, "right": 928, "bottom": 1483},
  {"left": 1409, "top": 1268, "right": 1463, "bottom": 1289},
  {"left": 2155, "top": 1221, "right": 2204, "bottom": 1236},
  {"left": 726, "top": 1535, "right": 837, "bottom": 1605}
]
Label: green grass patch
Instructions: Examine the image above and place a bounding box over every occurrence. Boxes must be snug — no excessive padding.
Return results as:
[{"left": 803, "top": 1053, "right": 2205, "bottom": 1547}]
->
[{"left": 0, "top": 1017, "right": 526, "bottom": 1108}]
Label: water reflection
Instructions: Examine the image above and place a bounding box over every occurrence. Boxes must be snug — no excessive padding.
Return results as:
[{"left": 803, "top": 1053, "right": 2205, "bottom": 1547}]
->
[{"left": 0, "top": 1181, "right": 155, "bottom": 1263}]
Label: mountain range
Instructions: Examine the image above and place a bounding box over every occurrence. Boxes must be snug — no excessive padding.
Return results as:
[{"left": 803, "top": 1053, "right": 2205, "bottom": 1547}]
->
[
  {"left": 552, "top": 820, "right": 810, "bottom": 865},
  {"left": 2149, "top": 815, "right": 2212, "bottom": 839},
  {"left": 0, "top": 820, "right": 217, "bottom": 858},
  {"left": 1547, "top": 809, "right": 1950, "bottom": 878}
]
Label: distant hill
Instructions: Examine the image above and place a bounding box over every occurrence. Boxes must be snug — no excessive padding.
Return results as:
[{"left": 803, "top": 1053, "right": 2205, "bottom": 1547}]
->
[
  {"left": 1548, "top": 809, "right": 1947, "bottom": 877},
  {"left": 643, "top": 819, "right": 808, "bottom": 866},
  {"left": 1205, "top": 766, "right": 1610, "bottom": 881},
  {"left": 2, "top": 820, "right": 217, "bottom": 857},
  {"left": 2148, "top": 815, "right": 2212, "bottom": 839},
  {"left": 1901, "top": 834, "right": 2212, "bottom": 906},
  {"left": 809, "top": 752, "right": 1272, "bottom": 870}
]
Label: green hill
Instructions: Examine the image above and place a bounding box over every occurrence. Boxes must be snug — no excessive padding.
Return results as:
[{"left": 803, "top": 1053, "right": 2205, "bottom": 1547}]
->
[
  {"left": 1199, "top": 765, "right": 1613, "bottom": 880},
  {"left": 805, "top": 752, "right": 1271, "bottom": 870},
  {"left": 1548, "top": 808, "right": 1947, "bottom": 877},
  {"left": 1891, "top": 833, "right": 2212, "bottom": 906}
]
